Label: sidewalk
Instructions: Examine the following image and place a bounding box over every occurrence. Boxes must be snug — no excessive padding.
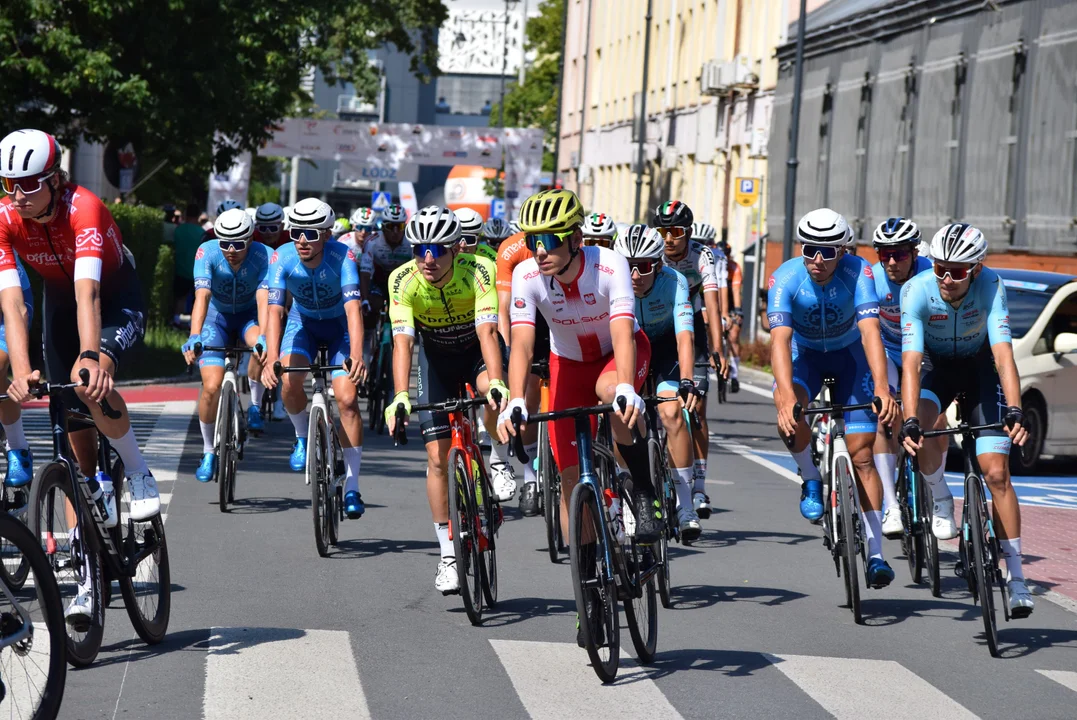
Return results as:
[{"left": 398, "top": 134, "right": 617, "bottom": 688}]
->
[{"left": 734, "top": 364, "right": 1077, "bottom": 611}]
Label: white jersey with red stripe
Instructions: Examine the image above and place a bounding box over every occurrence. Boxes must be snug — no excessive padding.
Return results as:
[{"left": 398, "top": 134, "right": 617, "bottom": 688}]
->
[{"left": 509, "top": 245, "right": 638, "bottom": 362}]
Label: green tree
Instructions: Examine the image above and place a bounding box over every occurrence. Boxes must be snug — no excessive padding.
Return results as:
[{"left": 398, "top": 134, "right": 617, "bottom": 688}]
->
[
  {"left": 0, "top": 0, "right": 448, "bottom": 175},
  {"left": 490, "top": 0, "right": 563, "bottom": 172}
]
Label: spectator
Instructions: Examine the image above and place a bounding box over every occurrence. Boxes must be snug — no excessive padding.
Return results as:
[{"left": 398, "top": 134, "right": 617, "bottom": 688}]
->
[
  {"left": 481, "top": 99, "right": 493, "bottom": 116},
  {"left": 161, "top": 204, "right": 178, "bottom": 245},
  {"left": 436, "top": 96, "right": 451, "bottom": 114},
  {"left": 172, "top": 203, "right": 204, "bottom": 324}
]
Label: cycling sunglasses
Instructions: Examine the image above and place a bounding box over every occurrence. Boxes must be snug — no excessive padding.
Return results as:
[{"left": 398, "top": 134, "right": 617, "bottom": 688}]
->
[
  {"left": 290, "top": 228, "right": 321, "bottom": 243},
  {"left": 526, "top": 229, "right": 574, "bottom": 253},
  {"left": 1, "top": 171, "right": 55, "bottom": 195},
  {"left": 878, "top": 247, "right": 912, "bottom": 263},
  {"left": 460, "top": 234, "right": 479, "bottom": 247},
  {"left": 629, "top": 259, "right": 657, "bottom": 276},
  {"left": 412, "top": 243, "right": 452, "bottom": 259},
  {"left": 659, "top": 226, "right": 687, "bottom": 240},
  {"left": 801, "top": 244, "right": 841, "bottom": 261},
  {"left": 584, "top": 236, "right": 613, "bottom": 248},
  {"left": 382, "top": 222, "right": 406, "bottom": 233},
  {"left": 256, "top": 223, "right": 280, "bottom": 234},
  {"left": 218, "top": 239, "right": 248, "bottom": 252},
  {"left": 934, "top": 263, "right": 972, "bottom": 282}
]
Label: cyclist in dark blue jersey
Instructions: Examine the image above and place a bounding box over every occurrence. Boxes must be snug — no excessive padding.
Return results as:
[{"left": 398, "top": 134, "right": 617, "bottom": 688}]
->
[
  {"left": 181, "top": 209, "right": 271, "bottom": 481},
  {"left": 768, "top": 208, "right": 899, "bottom": 588},
  {"left": 615, "top": 225, "right": 703, "bottom": 541},
  {"left": 900, "top": 222, "right": 1033, "bottom": 617}
]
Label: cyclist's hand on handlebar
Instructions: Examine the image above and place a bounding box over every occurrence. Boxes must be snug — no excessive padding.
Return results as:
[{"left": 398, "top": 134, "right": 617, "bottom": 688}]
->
[
  {"left": 254, "top": 335, "right": 268, "bottom": 364},
  {"left": 900, "top": 417, "right": 923, "bottom": 456},
  {"left": 345, "top": 355, "right": 366, "bottom": 386},
  {"left": 261, "top": 359, "right": 280, "bottom": 390},
  {"left": 384, "top": 391, "right": 410, "bottom": 435},
  {"left": 486, "top": 379, "right": 509, "bottom": 412},
  {"left": 497, "top": 398, "right": 528, "bottom": 443},
  {"left": 361, "top": 299, "right": 372, "bottom": 316},
  {"left": 1004, "top": 406, "right": 1028, "bottom": 447},
  {"left": 79, "top": 357, "right": 113, "bottom": 404},
  {"left": 613, "top": 383, "right": 643, "bottom": 429},
  {"left": 776, "top": 393, "right": 800, "bottom": 438},
  {"left": 7, "top": 370, "right": 40, "bottom": 404},
  {"left": 678, "top": 379, "right": 700, "bottom": 414},
  {"left": 874, "top": 393, "right": 898, "bottom": 427},
  {"left": 182, "top": 333, "right": 201, "bottom": 366}
]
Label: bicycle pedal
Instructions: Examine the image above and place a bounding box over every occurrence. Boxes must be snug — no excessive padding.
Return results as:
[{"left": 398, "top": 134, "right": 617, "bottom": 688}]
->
[{"left": 954, "top": 561, "right": 967, "bottom": 579}]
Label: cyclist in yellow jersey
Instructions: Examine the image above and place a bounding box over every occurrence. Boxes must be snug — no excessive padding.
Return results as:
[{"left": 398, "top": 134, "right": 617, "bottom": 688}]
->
[
  {"left": 454, "top": 208, "right": 498, "bottom": 262},
  {"left": 384, "top": 206, "right": 509, "bottom": 595}
]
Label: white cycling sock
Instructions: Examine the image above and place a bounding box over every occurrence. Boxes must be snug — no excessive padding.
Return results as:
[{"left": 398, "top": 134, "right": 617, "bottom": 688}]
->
[
  {"left": 924, "top": 465, "right": 951, "bottom": 501},
  {"left": 791, "top": 447, "right": 821, "bottom": 482},
  {"left": 874, "top": 453, "right": 898, "bottom": 512},
  {"left": 522, "top": 442, "right": 538, "bottom": 484},
  {"left": 692, "top": 458, "right": 708, "bottom": 493},
  {"left": 863, "top": 510, "right": 884, "bottom": 561},
  {"left": 673, "top": 466, "right": 694, "bottom": 510},
  {"left": 108, "top": 428, "right": 150, "bottom": 476},
  {"left": 1000, "top": 537, "right": 1025, "bottom": 581},
  {"left": 343, "top": 446, "right": 363, "bottom": 494},
  {"left": 289, "top": 410, "right": 309, "bottom": 439},
  {"left": 435, "top": 522, "right": 453, "bottom": 559},
  {"left": 488, "top": 440, "right": 506, "bottom": 468},
  {"left": 250, "top": 379, "right": 265, "bottom": 408},
  {"left": 199, "top": 421, "right": 215, "bottom": 453},
  {"left": 730, "top": 356, "right": 739, "bottom": 379},
  {"left": 1, "top": 419, "right": 28, "bottom": 451}
]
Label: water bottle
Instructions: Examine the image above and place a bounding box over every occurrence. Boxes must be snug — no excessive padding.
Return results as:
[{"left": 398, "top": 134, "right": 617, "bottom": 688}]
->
[{"left": 603, "top": 488, "right": 626, "bottom": 545}]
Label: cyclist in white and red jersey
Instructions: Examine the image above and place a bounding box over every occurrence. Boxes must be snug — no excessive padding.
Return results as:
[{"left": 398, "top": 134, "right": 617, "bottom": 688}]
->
[{"left": 497, "top": 189, "right": 660, "bottom": 557}]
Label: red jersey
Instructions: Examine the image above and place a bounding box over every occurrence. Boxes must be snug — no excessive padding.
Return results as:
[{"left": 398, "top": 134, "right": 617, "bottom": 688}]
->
[{"left": 0, "top": 184, "right": 125, "bottom": 290}]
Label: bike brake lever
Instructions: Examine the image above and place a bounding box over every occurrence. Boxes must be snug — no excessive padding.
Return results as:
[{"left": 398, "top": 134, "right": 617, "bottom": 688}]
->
[
  {"left": 77, "top": 368, "right": 122, "bottom": 419},
  {"left": 873, "top": 397, "right": 893, "bottom": 439},
  {"left": 617, "top": 397, "right": 644, "bottom": 445},
  {"left": 393, "top": 404, "right": 409, "bottom": 447},
  {"left": 509, "top": 408, "right": 528, "bottom": 463}
]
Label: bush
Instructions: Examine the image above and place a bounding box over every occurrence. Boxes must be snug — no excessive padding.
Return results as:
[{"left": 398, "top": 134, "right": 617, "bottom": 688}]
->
[
  {"left": 150, "top": 244, "right": 175, "bottom": 327},
  {"left": 740, "top": 338, "right": 772, "bottom": 373},
  {"left": 109, "top": 203, "right": 165, "bottom": 304}
]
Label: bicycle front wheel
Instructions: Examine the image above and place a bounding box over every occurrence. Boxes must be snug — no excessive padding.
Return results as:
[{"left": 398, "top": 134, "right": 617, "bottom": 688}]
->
[
  {"left": 917, "top": 460, "right": 941, "bottom": 598},
  {"left": 623, "top": 535, "right": 658, "bottom": 663},
  {"left": 896, "top": 456, "right": 922, "bottom": 584},
  {"left": 835, "top": 457, "right": 862, "bottom": 624},
  {"left": 308, "top": 408, "right": 331, "bottom": 557},
  {"left": 0, "top": 485, "right": 31, "bottom": 590},
  {"left": 477, "top": 464, "right": 498, "bottom": 609},
  {"left": 568, "top": 482, "right": 620, "bottom": 683},
  {"left": 540, "top": 423, "right": 564, "bottom": 563},
  {"left": 650, "top": 439, "right": 673, "bottom": 608},
  {"left": 217, "top": 384, "right": 236, "bottom": 513},
  {"left": 0, "top": 514, "right": 67, "bottom": 718},
  {"left": 448, "top": 450, "right": 483, "bottom": 625},
  {"left": 967, "top": 478, "right": 999, "bottom": 657},
  {"left": 115, "top": 472, "right": 171, "bottom": 645}
]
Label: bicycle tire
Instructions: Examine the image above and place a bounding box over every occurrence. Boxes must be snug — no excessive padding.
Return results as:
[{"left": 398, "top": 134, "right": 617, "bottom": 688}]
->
[
  {"left": 374, "top": 342, "right": 392, "bottom": 436},
  {"left": 650, "top": 440, "right": 673, "bottom": 608},
  {"left": 623, "top": 544, "right": 658, "bottom": 664},
  {"left": 918, "top": 461, "right": 941, "bottom": 598},
  {"left": 114, "top": 472, "right": 171, "bottom": 645},
  {"left": 217, "top": 384, "right": 235, "bottom": 513},
  {"left": 568, "top": 481, "right": 620, "bottom": 683},
  {"left": 967, "top": 478, "right": 1000, "bottom": 657},
  {"left": 540, "top": 423, "right": 564, "bottom": 563},
  {"left": 29, "top": 464, "right": 104, "bottom": 667},
  {"left": 836, "top": 457, "right": 862, "bottom": 624},
  {"left": 308, "top": 408, "right": 331, "bottom": 557},
  {"left": 448, "top": 449, "right": 483, "bottom": 625},
  {"left": 896, "top": 457, "right": 922, "bottom": 584},
  {"left": 0, "top": 485, "right": 31, "bottom": 590},
  {"left": 0, "top": 513, "right": 67, "bottom": 718},
  {"left": 478, "top": 462, "right": 498, "bottom": 608}
]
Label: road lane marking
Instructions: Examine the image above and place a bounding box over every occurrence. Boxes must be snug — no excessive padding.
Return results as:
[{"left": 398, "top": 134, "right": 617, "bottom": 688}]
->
[
  {"left": 490, "top": 639, "right": 682, "bottom": 720},
  {"left": 204, "top": 627, "right": 371, "bottom": 720},
  {"left": 765, "top": 654, "right": 978, "bottom": 719},
  {"left": 1037, "top": 669, "right": 1077, "bottom": 694},
  {"left": 708, "top": 372, "right": 773, "bottom": 400},
  {"left": 709, "top": 435, "right": 802, "bottom": 486}
]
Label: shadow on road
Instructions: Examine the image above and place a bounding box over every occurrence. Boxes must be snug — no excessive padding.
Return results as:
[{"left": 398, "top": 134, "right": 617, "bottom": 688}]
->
[
  {"left": 329, "top": 537, "right": 439, "bottom": 560},
  {"left": 667, "top": 583, "right": 807, "bottom": 611},
  {"left": 87, "top": 625, "right": 307, "bottom": 669},
  {"left": 690, "top": 528, "right": 817, "bottom": 549},
  {"left": 636, "top": 647, "right": 774, "bottom": 680},
  {"left": 459, "top": 595, "right": 578, "bottom": 628},
  {"left": 223, "top": 496, "right": 310, "bottom": 514}
]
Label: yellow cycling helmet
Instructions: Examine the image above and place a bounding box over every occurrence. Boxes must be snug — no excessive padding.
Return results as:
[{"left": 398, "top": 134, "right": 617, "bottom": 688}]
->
[{"left": 518, "top": 189, "right": 585, "bottom": 234}]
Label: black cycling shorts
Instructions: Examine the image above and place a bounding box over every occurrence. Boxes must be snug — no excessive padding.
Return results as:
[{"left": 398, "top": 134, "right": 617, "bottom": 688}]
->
[
  {"left": 921, "top": 347, "right": 1009, "bottom": 455},
  {"left": 416, "top": 335, "right": 508, "bottom": 442},
  {"left": 690, "top": 311, "right": 710, "bottom": 393}
]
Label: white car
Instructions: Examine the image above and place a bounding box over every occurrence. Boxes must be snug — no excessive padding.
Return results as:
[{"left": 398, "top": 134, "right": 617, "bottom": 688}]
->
[{"left": 947, "top": 269, "right": 1077, "bottom": 473}]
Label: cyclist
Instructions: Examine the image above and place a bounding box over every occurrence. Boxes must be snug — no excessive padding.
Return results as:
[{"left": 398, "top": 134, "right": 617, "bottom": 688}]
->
[
  {"left": 899, "top": 222, "right": 1034, "bottom": 616},
  {"left": 343, "top": 207, "right": 378, "bottom": 253},
  {"left": 496, "top": 189, "right": 659, "bottom": 552},
  {"left": 480, "top": 217, "right": 514, "bottom": 250},
  {"left": 768, "top": 208, "right": 899, "bottom": 588},
  {"left": 614, "top": 224, "right": 702, "bottom": 542},
  {"left": 331, "top": 217, "right": 351, "bottom": 241},
  {"left": 359, "top": 204, "right": 411, "bottom": 361},
  {"left": 690, "top": 221, "right": 717, "bottom": 248},
  {"left": 260, "top": 199, "right": 367, "bottom": 517},
  {"left": 717, "top": 239, "right": 743, "bottom": 393},
  {"left": 201, "top": 199, "right": 244, "bottom": 243},
  {"left": 382, "top": 206, "right": 509, "bottom": 595},
  {"left": 0, "top": 256, "right": 34, "bottom": 488},
  {"left": 454, "top": 208, "right": 498, "bottom": 262},
  {"left": 253, "top": 203, "right": 287, "bottom": 249},
  {"left": 867, "top": 218, "right": 933, "bottom": 538},
  {"left": 581, "top": 212, "right": 618, "bottom": 248},
  {"left": 654, "top": 201, "right": 726, "bottom": 520},
  {"left": 181, "top": 209, "right": 271, "bottom": 481},
  {"left": 0, "top": 129, "right": 160, "bottom": 526}
]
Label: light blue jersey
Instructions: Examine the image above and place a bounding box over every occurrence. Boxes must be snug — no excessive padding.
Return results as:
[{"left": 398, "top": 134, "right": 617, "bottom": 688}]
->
[
  {"left": 635, "top": 266, "right": 693, "bottom": 340},
  {"left": 900, "top": 266, "right": 1010, "bottom": 359},
  {"left": 267, "top": 241, "right": 361, "bottom": 320},
  {"left": 192, "top": 241, "right": 271, "bottom": 314},
  {"left": 871, "top": 255, "right": 932, "bottom": 364}
]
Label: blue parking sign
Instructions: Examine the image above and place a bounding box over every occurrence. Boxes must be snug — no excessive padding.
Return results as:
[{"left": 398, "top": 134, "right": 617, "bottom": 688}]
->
[
  {"left": 740, "top": 178, "right": 755, "bottom": 194},
  {"left": 490, "top": 198, "right": 506, "bottom": 219}
]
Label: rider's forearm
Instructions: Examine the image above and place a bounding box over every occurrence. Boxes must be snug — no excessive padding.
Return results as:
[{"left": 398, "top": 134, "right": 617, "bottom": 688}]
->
[
  {"left": 677, "top": 331, "right": 695, "bottom": 382},
  {"left": 703, "top": 292, "right": 723, "bottom": 356},
  {"left": 256, "top": 289, "right": 269, "bottom": 337},
  {"left": 74, "top": 279, "right": 102, "bottom": 355},
  {"left": 859, "top": 319, "right": 890, "bottom": 394},
  {"left": 265, "top": 306, "right": 284, "bottom": 362},
  {"left": 189, "top": 290, "right": 211, "bottom": 336},
  {"left": 770, "top": 327, "right": 796, "bottom": 398},
  {"left": 993, "top": 343, "right": 1023, "bottom": 408},
  {"left": 344, "top": 302, "right": 364, "bottom": 358},
  {"left": 392, "top": 336, "right": 413, "bottom": 396},
  {"left": 508, "top": 328, "right": 534, "bottom": 399},
  {"left": 477, "top": 324, "right": 503, "bottom": 383},
  {"left": 611, "top": 319, "right": 637, "bottom": 388},
  {"left": 1, "top": 288, "right": 31, "bottom": 377},
  {"left": 901, "top": 351, "right": 923, "bottom": 417},
  {"left": 497, "top": 290, "right": 511, "bottom": 346}
]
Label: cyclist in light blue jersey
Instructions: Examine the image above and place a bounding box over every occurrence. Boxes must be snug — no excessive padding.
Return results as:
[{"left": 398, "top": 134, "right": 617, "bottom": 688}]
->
[
  {"left": 615, "top": 225, "right": 703, "bottom": 541},
  {"left": 868, "top": 218, "right": 934, "bottom": 538},
  {"left": 181, "top": 209, "right": 270, "bottom": 482},
  {"left": 769, "top": 208, "right": 899, "bottom": 588},
  {"left": 261, "top": 199, "right": 368, "bottom": 518},
  {"left": 0, "top": 255, "right": 34, "bottom": 487},
  {"left": 899, "top": 222, "right": 1033, "bottom": 616}
]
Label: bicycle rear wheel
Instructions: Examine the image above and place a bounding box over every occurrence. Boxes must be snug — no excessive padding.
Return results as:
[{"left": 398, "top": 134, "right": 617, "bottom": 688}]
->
[
  {"left": 477, "top": 463, "right": 498, "bottom": 608},
  {"left": 0, "top": 513, "right": 67, "bottom": 717},
  {"left": 651, "top": 440, "right": 673, "bottom": 608},
  {"left": 967, "top": 478, "right": 999, "bottom": 657},
  {"left": 918, "top": 464, "right": 941, "bottom": 597},
  {"left": 217, "top": 384, "right": 235, "bottom": 513},
  {"left": 540, "top": 423, "right": 565, "bottom": 563},
  {"left": 308, "top": 408, "right": 331, "bottom": 557},
  {"left": 0, "top": 485, "right": 31, "bottom": 590},
  {"left": 568, "top": 482, "right": 620, "bottom": 683},
  {"left": 114, "top": 471, "right": 171, "bottom": 645},
  {"left": 623, "top": 540, "right": 658, "bottom": 664},
  {"left": 448, "top": 450, "right": 482, "bottom": 625},
  {"left": 29, "top": 464, "right": 104, "bottom": 667},
  {"left": 835, "top": 458, "right": 862, "bottom": 624}
]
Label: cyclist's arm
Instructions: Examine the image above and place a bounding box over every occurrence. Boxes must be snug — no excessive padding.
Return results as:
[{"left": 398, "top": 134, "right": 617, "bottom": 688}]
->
[
  {"left": 256, "top": 287, "right": 269, "bottom": 340},
  {"left": 899, "top": 281, "right": 926, "bottom": 414},
  {"left": 264, "top": 258, "right": 288, "bottom": 365},
  {"left": 74, "top": 278, "right": 103, "bottom": 360},
  {"left": 731, "top": 265, "right": 743, "bottom": 312},
  {"left": 858, "top": 316, "right": 890, "bottom": 398},
  {"left": 497, "top": 289, "right": 511, "bottom": 347},
  {"left": 391, "top": 334, "right": 414, "bottom": 396},
  {"left": 610, "top": 317, "right": 637, "bottom": 387},
  {"left": 676, "top": 330, "right": 695, "bottom": 382},
  {"left": 190, "top": 245, "right": 213, "bottom": 336},
  {"left": 987, "top": 275, "right": 1019, "bottom": 408},
  {"left": 767, "top": 270, "right": 796, "bottom": 399},
  {"left": 189, "top": 289, "right": 211, "bottom": 336},
  {"left": 342, "top": 248, "right": 364, "bottom": 355},
  {"left": 702, "top": 290, "right": 724, "bottom": 359},
  {"left": 344, "top": 301, "right": 364, "bottom": 363},
  {"left": 0, "top": 286, "right": 31, "bottom": 379},
  {"left": 672, "top": 270, "right": 695, "bottom": 382},
  {"left": 507, "top": 263, "right": 537, "bottom": 400},
  {"left": 473, "top": 261, "right": 502, "bottom": 382},
  {"left": 770, "top": 325, "right": 796, "bottom": 399},
  {"left": 387, "top": 269, "right": 415, "bottom": 395}
]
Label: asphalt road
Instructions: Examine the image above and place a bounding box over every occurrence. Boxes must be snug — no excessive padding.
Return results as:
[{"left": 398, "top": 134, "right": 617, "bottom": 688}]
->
[{"left": 47, "top": 382, "right": 1077, "bottom": 720}]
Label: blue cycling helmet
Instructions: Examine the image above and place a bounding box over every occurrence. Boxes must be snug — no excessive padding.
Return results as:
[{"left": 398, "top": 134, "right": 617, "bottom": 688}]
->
[
  {"left": 216, "top": 199, "right": 244, "bottom": 217},
  {"left": 255, "top": 202, "right": 284, "bottom": 224}
]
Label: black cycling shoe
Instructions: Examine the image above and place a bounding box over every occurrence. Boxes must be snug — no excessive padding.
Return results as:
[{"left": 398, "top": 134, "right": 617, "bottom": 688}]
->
[
  {"left": 633, "top": 496, "right": 664, "bottom": 545},
  {"left": 518, "top": 481, "right": 540, "bottom": 517},
  {"left": 730, "top": 378, "right": 740, "bottom": 393}
]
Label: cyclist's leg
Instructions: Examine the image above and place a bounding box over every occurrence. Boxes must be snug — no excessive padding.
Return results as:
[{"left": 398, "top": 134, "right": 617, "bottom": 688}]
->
[
  {"left": 652, "top": 338, "right": 695, "bottom": 513},
  {"left": 548, "top": 353, "right": 603, "bottom": 544},
  {"left": 728, "top": 316, "right": 742, "bottom": 387},
  {"left": 775, "top": 346, "right": 823, "bottom": 518},
  {"left": 690, "top": 311, "right": 711, "bottom": 494},
  {"left": 242, "top": 318, "right": 266, "bottom": 413},
  {"left": 837, "top": 344, "right": 885, "bottom": 550},
  {"left": 0, "top": 320, "right": 32, "bottom": 485},
  {"left": 279, "top": 308, "right": 313, "bottom": 469},
  {"left": 474, "top": 334, "right": 514, "bottom": 500},
  {"left": 326, "top": 318, "right": 365, "bottom": 509},
  {"left": 873, "top": 355, "right": 902, "bottom": 530}
]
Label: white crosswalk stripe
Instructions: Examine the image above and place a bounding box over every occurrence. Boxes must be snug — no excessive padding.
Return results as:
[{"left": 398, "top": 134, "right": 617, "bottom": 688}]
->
[
  {"left": 203, "top": 627, "right": 371, "bottom": 720},
  {"left": 1037, "top": 669, "right": 1077, "bottom": 694},
  {"left": 764, "top": 653, "right": 979, "bottom": 719}
]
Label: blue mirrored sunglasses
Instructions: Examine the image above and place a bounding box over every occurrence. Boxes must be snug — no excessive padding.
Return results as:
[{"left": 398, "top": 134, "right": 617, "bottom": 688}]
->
[
  {"left": 412, "top": 243, "right": 452, "bottom": 258},
  {"left": 290, "top": 228, "right": 321, "bottom": 242}
]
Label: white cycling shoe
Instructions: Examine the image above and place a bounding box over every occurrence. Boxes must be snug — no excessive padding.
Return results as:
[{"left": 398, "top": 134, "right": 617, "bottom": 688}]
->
[
  {"left": 65, "top": 591, "right": 93, "bottom": 630},
  {"left": 127, "top": 472, "right": 161, "bottom": 521},
  {"left": 677, "top": 506, "right": 701, "bottom": 544},
  {"left": 490, "top": 463, "right": 516, "bottom": 502},
  {"left": 1008, "top": 578, "right": 1035, "bottom": 619},
  {"left": 435, "top": 558, "right": 459, "bottom": 595},
  {"left": 932, "top": 497, "right": 959, "bottom": 540},
  {"left": 882, "top": 506, "right": 904, "bottom": 538}
]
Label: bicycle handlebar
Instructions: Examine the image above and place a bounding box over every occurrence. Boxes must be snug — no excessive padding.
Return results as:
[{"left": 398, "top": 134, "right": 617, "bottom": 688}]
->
[
  {"left": 922, "top": 420, "right": 1009, "bottom": 439},
  {"left": 782, "top": 396, "right": 886, "bottom": 449},
  {"left": 193, "top": 343, "right": 264, "bottom": 356},
  {"left": 390, "top": 389, "right": 504, "bottom": 449},
  {"left": 273, "top": 357, "right": 353, "bottom": 377},
  {"left": 0, "top": 372, "right": 122, "bottom": 420}
]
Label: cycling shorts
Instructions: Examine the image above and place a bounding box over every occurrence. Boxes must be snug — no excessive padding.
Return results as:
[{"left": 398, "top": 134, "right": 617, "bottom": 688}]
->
[
  {"left": 43, "top": 257, "right": 145, "bottom": 415},
  {"left": 782, "top": 342, "right": 878, "bottom": 435},
  {"left": 548, "top": 329, "right": 651, "bottom": 471},
  {"left": 690, "top": 312, "right": 711, "bottom": 393},
  {"left": 920, "top": 348, "right": 1009, "bottom": 456},
  {"left": 416, "top": 337, "right": 507, "bottom": 442},
  {"left": 198, "top": 305, "right": 259, "bottom": 369},
  {"left": 280, "top": 306, "right": 350, "bottom": 379},
  {"left": 648, "top": 332, "right": 701, "bottom": 395}
]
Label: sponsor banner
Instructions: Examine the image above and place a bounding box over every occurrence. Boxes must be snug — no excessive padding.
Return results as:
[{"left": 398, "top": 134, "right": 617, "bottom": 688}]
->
[
  {"left": 337, "top": 161, "right": 420, "bottom": 184},
  {"left": 207, "top": 135, "right": 251, "bottom": 212}
]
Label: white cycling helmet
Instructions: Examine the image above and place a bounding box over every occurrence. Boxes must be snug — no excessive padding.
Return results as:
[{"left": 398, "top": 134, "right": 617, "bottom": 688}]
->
[
  {"left": 405, "top": 205, "right": 462, "bottom": 246},
  {"left": 255, "top": 203, "right": 284, "bottom": 224},
  {"left": 381, "top": 204, "right": 408, "bottom": 224},
  {"left": 351, "top": 207, "right": 377, "bottom": 227},
  {"left": 873, "top": 217, "right": 920, "bottom": 247},
  {"left": 614, "top": 224, "right": 664, "bottom": 260},
  {"left": 796, "top": 208, "right": 851, "bottom": 246},
  {"left": 0, "top": 129, "right": 62, "bottom": 180},
  {"left": 453, "top": 208, "right": 485, "bottom": 237},
  {"left": 690, "top": 222, "right": 717, "bottom": 242},
  {"left": 214, "top": 208, "right": 255, "bottom": 242},
  {"left": 287, "top": 198, "right": 335, "bottom": 230},
  {"left": 481, "top": 217, "right": 513, "bottom": 242},
  {"left": 929, "top": 223, "right": 987, "bottom": 265},
  {"left": 581, "top": 212, "right": 618, "bottom": 237}
]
